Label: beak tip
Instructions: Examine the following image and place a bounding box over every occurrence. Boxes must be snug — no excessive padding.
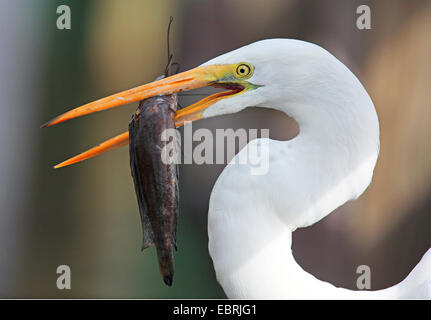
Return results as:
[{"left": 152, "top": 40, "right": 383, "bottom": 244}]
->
[
  {"left": 40, "top": 119, "right": 54, "bottom": 129},
  {"left": 54, "top": 160, "right": 69, "bottom": 169},
  {"left": 41, "top": 115, "right": 63, "bottom": 128}
]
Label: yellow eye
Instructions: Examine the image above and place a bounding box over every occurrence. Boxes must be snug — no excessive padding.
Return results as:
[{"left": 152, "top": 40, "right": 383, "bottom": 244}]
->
[{"left": 235, "top": 63, "right": 252, "bottom": 78}]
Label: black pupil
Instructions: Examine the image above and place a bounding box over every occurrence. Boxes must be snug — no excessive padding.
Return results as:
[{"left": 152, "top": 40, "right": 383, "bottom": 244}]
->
[{"left": 239, "top": 66, "right": 247, "bottom": 74}]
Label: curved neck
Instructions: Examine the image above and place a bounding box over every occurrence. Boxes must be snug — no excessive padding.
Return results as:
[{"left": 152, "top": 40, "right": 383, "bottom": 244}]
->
[
  {"left": 208, "top": 94, "right": 382, "bottom": 299},
  {"left": 269, "top": 101, "right": 380, "bottom": 230}
]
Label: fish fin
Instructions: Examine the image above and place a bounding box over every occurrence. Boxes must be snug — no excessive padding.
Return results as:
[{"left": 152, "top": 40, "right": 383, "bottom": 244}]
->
[
  {"left": 129, "top": 115, "right": 155, "bottom": 250},
  {"left": 172, "top": 163, "right": 179, "bottom": 251},
  {"left": 141, "top": 209, "right": 155, "bottom": 250}
]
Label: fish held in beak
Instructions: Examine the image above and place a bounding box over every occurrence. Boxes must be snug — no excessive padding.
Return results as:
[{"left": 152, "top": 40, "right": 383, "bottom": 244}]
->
[{"left": 129, "top": 88, "right": 179, "bottom": 286}]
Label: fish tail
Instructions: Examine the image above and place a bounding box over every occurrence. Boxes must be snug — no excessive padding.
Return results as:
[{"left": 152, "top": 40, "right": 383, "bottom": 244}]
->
[{"left": 157, "top": 247, "right": 175, "bottom": 286}]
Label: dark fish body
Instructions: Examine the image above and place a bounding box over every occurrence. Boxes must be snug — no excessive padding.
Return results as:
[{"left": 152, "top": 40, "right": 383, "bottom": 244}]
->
[{"left": 129, "top": 92, "right": 179, "bottom": 286}]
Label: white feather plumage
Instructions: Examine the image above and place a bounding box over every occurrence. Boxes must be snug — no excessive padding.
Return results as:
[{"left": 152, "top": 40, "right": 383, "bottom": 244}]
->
[{"left": 198, "top": 39, "right": 431, "bottom": 299}]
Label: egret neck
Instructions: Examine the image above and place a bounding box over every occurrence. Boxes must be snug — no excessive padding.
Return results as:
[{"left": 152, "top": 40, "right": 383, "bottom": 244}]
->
[{"left": 207, "top": 40, "right": 384, "bottom": 299}]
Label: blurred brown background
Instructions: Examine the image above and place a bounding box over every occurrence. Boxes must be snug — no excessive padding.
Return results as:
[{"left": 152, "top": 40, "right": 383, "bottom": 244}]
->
[{"left": 0, "top": 0, "right": 430, "bottom": 298}]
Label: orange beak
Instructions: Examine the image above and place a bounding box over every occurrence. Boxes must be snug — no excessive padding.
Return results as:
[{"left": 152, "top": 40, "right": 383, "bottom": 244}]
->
[{"left": 43, "top": 65, "right": 244, "bottom": 168}]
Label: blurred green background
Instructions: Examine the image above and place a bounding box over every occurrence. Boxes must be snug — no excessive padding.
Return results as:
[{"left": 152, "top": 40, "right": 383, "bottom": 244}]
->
[{"left": 1, "top": 0, "right": 431, "bottom": 298}]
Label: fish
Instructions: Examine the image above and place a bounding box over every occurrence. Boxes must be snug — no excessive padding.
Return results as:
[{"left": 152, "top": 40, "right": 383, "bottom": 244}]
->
[{"left": 128, "top": 79, "right": 179, "bottom": 286}]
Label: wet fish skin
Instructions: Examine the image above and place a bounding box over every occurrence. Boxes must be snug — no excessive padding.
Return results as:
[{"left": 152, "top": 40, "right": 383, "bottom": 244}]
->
[{"left": 129, "top": 92, "right": 179, "bottom": 286}]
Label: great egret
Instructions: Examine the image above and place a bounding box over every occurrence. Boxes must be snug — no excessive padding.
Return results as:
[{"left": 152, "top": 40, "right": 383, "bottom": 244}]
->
[{"left": 43, "top": 39, "right": 431, "bottom": 299}]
